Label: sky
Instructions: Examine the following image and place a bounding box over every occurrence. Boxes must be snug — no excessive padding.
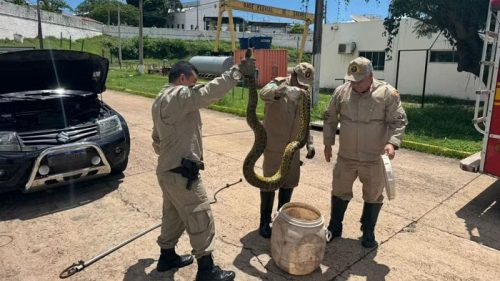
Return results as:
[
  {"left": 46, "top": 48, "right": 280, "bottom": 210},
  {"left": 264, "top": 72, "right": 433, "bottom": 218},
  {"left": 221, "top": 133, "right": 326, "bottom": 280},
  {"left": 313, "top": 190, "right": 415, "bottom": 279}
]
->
[{"left": 64, "top": 0, "right": 391, "bottom": 23}]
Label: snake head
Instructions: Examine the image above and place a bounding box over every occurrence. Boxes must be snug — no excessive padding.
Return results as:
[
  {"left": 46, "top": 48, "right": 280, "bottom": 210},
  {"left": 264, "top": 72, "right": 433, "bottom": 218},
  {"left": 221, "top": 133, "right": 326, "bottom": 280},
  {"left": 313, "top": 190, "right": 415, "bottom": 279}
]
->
[
  {"left": 239, "top": 49, "right": 256, "bottom": 77},
  {"left": 245, "top": 48, "right": 253, "bottom": 59}
]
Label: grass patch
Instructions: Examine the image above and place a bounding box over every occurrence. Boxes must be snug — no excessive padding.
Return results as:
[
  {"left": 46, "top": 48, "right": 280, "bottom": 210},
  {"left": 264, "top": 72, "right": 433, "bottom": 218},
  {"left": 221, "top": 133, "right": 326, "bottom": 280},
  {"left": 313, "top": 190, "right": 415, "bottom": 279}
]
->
[
  {"left": 0, "top": 35, "right": 312, "bottom": 68},
  {"left": 106, "top": 68, "right": 166, "bottom": 97},
  {"left": 401, "top": 96, "right": 482, "bottom": 154}
]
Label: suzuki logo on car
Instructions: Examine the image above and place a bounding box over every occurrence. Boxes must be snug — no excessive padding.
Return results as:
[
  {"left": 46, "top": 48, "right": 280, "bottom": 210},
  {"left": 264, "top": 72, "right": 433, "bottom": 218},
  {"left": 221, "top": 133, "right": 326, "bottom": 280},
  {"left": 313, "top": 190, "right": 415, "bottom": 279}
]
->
[{"left": 56, "top": 132, "right": 70, "bottom": 143}]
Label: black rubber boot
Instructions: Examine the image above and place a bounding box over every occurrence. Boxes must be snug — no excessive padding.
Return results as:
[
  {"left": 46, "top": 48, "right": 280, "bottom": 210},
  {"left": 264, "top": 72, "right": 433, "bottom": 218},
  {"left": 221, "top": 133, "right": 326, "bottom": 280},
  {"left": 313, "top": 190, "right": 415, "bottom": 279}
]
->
[
  {"left": 360, "top": 202, "right": 383, "bottom": 248},
  {"left": 327, "top": 196, "right": 350, "bottom": 241},
  {"left": 156, "top": 248, "right": 194, "bottom": 272},
  {"left": 277, "top": 188, "right": 294, "bottom": 210},
  {"left": 259, "top": 191, "right": 275, "bottom": 238},
  {"left": 195, "top": 254, "right": 235, "bottom": 281}
]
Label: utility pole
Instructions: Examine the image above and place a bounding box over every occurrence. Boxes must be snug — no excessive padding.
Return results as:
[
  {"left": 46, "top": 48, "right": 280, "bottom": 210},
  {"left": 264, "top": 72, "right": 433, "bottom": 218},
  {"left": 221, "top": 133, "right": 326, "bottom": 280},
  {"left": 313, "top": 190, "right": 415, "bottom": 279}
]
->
[
  {"left": 138, "top": 0, "right": 144, "bottom": 74},
  {"left": 196, "top": 0, "right": 199, "bottom": 30},
  {"left": 118, "top": 6, "right": 122, "bottom": 69},
  {"left": 36, "top": 0, "right": 43, "bottom": 49},
  {"left": 324, "top": 0, "right": 327, "bottom": 24},
  {"left": 312, "top": 0, "right": 324, "bottom": 106}
]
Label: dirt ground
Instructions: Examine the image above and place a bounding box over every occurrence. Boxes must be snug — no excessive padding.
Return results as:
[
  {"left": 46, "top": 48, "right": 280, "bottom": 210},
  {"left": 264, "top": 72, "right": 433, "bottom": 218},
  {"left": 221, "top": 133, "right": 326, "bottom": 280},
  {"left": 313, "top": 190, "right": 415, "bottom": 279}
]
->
[{"left": 0, "top": 90, "right": 499, "bottom": 281}]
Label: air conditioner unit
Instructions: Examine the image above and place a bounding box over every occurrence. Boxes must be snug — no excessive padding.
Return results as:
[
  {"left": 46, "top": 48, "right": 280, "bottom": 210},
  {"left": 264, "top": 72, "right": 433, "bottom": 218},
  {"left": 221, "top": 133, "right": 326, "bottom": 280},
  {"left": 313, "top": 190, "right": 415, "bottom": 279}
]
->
[{"left": 338, "top": 42, "right": 357, "bottom": 54}]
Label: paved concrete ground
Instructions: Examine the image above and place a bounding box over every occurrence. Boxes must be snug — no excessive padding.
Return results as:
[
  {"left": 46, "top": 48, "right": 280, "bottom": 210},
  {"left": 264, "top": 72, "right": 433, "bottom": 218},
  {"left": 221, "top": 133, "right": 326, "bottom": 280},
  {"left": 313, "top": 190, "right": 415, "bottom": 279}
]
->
[{"left": 0, "top": 90, "right": 499, "bottom": 281}]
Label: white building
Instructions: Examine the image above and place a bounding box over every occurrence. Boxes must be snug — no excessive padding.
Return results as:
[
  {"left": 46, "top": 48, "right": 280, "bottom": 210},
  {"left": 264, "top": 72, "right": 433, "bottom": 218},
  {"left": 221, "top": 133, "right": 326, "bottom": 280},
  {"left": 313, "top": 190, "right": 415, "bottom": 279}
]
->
[
  {"left": 173, "top": 1, "right": 293, "bottom": 34},
  {"left": 173, "top": 0, "right": 244, "bottom": 31},
  {"left": 172, "top": 0, "right": 219, "bottom": 30},
  {"left": 320, "top": 17, "right": 482, "bottom": 100}
]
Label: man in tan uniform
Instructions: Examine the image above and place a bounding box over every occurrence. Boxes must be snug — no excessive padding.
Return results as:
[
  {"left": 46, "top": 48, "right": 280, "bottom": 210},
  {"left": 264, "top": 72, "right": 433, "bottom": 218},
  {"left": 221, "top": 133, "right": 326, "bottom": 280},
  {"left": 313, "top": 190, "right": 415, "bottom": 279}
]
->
[
  {"left": 152, "top": 59, "right": 254, "bottom": 281},
  {"left": 323, "top": 57, "right": 407, "bottom": 248},
  {"left": 257, "top": 63, "right": 316, "bottom": 238}
]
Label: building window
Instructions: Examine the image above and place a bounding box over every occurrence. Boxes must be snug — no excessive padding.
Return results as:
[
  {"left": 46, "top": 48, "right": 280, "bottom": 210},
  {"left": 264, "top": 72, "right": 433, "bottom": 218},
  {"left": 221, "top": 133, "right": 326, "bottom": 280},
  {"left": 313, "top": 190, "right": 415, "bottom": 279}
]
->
[
  {"left": 359, "top": 51, "right": 386, "bottom": 71},
  {"left": 177, "top": 24, "right": 180, "bottom": 29},
  {"left": 191, "top": 25, "right": 194, "bottom": 30},
  {"left": 430, "top": 51, "right": 458, "bottom": 63},
  {"left": 182, "top": 24, "right": 185, "bottom": 29}
]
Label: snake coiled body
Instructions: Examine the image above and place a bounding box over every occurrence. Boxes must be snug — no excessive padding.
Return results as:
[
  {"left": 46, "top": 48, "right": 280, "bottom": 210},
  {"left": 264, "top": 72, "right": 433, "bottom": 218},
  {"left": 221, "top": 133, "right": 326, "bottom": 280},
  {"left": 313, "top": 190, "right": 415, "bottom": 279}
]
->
[{"left": 242, "top": 56, "right": 311, "bottom": 192}]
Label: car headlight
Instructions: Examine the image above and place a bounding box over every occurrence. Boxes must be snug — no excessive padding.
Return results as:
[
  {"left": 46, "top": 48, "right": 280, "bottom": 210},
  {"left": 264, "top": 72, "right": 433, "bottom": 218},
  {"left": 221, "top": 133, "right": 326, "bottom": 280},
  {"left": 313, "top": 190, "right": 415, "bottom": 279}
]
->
[
  {"left": 97, "top": 115, "right": 123, "bottom": 138},
  {"left": 0, "top": 132, "right": 21, "bottom": 152}
]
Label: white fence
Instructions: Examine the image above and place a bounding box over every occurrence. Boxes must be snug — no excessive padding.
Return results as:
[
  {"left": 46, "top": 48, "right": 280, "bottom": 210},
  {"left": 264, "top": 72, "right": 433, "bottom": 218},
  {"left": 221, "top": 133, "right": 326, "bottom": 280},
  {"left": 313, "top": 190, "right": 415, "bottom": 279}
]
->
[
  {"left": 0, "top": 1, "right": 312, "bottom": 51},
  {"left": 0, "top": 1, "right": 102, "bottom": 40}
]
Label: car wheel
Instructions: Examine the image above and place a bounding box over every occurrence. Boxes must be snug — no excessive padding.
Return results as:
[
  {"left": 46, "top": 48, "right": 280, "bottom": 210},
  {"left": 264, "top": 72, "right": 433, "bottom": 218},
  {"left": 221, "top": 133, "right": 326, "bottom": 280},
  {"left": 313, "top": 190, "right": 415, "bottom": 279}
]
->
[{"left": 111, "top": 158, "right": 128, "bottom": 174}]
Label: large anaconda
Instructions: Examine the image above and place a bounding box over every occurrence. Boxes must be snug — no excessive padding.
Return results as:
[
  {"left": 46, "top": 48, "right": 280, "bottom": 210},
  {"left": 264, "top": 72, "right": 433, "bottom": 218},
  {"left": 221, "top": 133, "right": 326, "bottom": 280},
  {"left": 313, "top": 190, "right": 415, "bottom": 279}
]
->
[{"left": 242, "top": 49, "right": 311, "bottom": 192}]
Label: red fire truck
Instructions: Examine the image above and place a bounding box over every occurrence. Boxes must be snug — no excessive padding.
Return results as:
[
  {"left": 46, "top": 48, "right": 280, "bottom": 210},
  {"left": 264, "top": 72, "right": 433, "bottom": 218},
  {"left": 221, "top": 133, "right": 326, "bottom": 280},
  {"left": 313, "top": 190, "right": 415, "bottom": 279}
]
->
[{"left": 460, "top": 0, "right": 500, "bottom": 178}]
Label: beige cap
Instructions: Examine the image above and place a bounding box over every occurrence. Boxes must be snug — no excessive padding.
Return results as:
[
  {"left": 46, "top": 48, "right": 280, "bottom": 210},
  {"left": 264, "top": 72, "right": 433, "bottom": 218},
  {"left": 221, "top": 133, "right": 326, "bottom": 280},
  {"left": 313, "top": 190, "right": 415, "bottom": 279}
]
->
[
  {"left": 344, "top": 57, "right": 373, "bottom": 82},
  {"left": 293, "top": 62, "right": 314, "bottom": 86}
]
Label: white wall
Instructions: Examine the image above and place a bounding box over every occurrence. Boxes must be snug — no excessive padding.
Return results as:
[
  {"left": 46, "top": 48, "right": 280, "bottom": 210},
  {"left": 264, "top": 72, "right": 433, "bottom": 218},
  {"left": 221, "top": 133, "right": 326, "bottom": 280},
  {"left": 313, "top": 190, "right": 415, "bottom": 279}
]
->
[
  {"left": 320, "top": 18, "right": 482, "bottom": 100},
  {"left": 249, "top": 26, "right": 288, "bottom": 34},
  {"left": 0, "top": 1, "right": 102, "bottom": 40},
  {"left": 0, "top": 0, "right": 313, "bottom": 52},
  {"left": 175, "top": 0, "right": 219, "bottom": 31},
  {"left": 320, "top": 20, "right": 387, "bottom": 88},
  {"left": 103, "top": 26, "right": 313, "bottom": 51}
]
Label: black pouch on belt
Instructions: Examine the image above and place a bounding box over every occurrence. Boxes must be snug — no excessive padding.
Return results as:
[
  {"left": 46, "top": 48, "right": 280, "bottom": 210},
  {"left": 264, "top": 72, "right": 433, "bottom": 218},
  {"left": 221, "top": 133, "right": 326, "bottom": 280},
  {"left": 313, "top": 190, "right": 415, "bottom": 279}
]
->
[{"left": 180, "top": 158, "right": 204, "bottom": 190}]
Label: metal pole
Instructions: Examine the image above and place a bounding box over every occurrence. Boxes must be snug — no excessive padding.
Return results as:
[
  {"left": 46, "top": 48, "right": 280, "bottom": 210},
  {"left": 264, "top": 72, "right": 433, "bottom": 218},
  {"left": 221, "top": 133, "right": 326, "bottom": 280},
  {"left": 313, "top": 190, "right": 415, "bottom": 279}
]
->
[
  {"left": 324, "top": 0, "right": 327, "bottom": 24},
  {"left": 59, "top": 178, "right": 243, "bottom": 279},
  {"left": 138, "top": 0, "right": 144, "bottom": 74},
  {"left": 395, "top": 50, "right": 401, "bottom": 89},
  {"left": 312, "top": 0, "right": 324, "bottom": 106},
  {"left": 37, "top": 0, "right": 43, "bottom": 49},
  {"left": 421, "top": 50, "right": 429, "bottom": 108},
  {"left": 118, "top": 6, "right": 122, "bottom": 69},
  {"left": 197, "top": 0, "right": 199, "bottom": 30},
  {"left": 107, "top": 1, "right": 110, "bottom": 26}
]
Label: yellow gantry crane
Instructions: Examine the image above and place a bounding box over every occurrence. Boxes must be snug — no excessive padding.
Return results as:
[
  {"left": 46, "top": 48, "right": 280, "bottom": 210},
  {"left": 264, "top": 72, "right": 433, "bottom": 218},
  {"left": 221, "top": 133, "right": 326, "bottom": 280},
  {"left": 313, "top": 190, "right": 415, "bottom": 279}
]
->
[{"left": 214, "top": 0, "right": 315, "bottom": 62}]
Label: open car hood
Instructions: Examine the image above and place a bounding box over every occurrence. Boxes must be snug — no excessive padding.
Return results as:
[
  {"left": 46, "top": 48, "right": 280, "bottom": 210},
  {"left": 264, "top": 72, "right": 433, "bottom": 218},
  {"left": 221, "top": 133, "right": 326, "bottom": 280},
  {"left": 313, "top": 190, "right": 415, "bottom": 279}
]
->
[{"left": 0, "top": 50, "right": 109, "bottom": 95}]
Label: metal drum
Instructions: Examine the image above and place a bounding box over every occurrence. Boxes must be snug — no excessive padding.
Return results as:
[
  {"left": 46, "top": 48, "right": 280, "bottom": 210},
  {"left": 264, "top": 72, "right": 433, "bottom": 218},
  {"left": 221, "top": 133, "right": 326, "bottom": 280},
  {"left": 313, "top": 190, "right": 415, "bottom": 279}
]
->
[{"left": 189, "top": 56, "right": 233, "bottom": 75}]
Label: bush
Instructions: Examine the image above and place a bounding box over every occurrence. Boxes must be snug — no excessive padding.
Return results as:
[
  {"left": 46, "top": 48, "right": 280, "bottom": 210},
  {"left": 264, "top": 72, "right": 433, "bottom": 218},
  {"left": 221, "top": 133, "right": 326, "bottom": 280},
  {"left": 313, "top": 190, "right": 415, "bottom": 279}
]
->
[{"left": 110, "top": 37, "right": 232, "bottom": 60}]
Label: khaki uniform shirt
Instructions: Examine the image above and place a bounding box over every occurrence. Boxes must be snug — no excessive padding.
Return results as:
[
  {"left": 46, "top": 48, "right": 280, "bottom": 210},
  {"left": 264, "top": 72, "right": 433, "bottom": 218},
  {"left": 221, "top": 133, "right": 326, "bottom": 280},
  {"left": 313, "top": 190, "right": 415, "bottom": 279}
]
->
[
  {"left": 323, "top": 78, "right": 407, "bottom": 162},
  {"left": 152, "top": 71, "right": 238, "bottom": 174},
  {"left": 259, "top": 76, "right": 312, "bottom": 187}
]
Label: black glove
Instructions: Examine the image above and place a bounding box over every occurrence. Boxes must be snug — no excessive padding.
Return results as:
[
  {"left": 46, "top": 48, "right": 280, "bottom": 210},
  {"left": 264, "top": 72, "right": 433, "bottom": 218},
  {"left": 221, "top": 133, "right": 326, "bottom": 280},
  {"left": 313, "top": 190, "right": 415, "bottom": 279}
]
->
[{"left": 306, "top": 143, "right": 315, "bottom": 159}]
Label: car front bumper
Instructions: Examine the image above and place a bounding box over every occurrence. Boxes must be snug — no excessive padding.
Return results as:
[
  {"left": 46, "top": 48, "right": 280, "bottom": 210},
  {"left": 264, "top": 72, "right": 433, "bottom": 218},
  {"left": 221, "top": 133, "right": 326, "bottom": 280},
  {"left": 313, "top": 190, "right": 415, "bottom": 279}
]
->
[{"left": 0, "top": 133, "right": 129, "bottom": 193}]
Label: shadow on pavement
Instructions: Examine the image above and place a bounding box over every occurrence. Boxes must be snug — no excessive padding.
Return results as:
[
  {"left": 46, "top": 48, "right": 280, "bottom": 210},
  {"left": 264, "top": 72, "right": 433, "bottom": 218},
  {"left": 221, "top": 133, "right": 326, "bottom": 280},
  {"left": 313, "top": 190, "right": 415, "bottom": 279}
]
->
[
  {"left": 123, "top": 258, "right": 178, "bottom": 281},
  {"left": 233, "top": 231, "right": 390, "bottom": 281},
  {"left": 456, "top": 179, "right": 500, "bottom": 250},
  {"left": 234, "top": 230, "right": 304, "bottom": 280},
  {"left": 330, "top": 246, "right": 390, "bottom": 281},
  {"left": 0, "top": 173, "right": 124, "bottom": 221}
]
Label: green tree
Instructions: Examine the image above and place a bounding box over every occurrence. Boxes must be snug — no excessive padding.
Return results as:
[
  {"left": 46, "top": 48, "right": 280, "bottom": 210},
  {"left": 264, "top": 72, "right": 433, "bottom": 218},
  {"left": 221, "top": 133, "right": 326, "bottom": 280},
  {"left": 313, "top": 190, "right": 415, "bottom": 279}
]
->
[
  {"left": 126, "top": 0, "right": 182, "bottom": 27},
  {"left": 76, "top": 0, "right": 139, "bottom": 26},
  {"left": 348, "top": 0, "right": 488, "bottom": 76},
  {"left": 4, "top": 0, "right": 29, "bottom": 5},
  {"left": 6, "top": 0, "right": 71, "bottom": 13},
  {"left": 289, "top": 23, "right": 305, "bottom": 34},
  {"left": 40, "top": 0, "right": 72, "bottom": 13}
]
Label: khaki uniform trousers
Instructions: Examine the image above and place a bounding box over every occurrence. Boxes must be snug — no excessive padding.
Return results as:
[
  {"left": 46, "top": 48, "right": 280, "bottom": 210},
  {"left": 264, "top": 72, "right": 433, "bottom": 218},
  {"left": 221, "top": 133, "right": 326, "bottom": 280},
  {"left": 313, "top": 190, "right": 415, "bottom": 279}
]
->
[
  {"left": 332, "top": 156, "right": 385, "bottom": 203},
  {"left": 156, "top": 171, "right": 215, "bottom": 258}
]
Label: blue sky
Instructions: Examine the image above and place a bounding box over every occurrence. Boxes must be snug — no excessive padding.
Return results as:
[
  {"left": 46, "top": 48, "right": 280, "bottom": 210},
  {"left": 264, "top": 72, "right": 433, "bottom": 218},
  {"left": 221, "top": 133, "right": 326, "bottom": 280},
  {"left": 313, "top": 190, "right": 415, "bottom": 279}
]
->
[{"left": 65, "top": 0, "right": 391, "bottom": 23}]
